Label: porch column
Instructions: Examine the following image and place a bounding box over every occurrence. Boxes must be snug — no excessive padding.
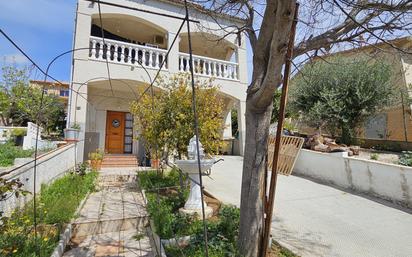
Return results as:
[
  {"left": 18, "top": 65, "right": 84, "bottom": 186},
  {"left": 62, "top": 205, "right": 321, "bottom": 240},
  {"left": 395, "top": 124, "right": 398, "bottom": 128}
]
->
[
  {"left": 237, "top": 100, "right": 246, "bottom": 156},
  {"left": 223, "top": 110, "right": 233, "bottom": 139},
  {"left": 167, "top": 32, "right": 180, "bottom": 73}
]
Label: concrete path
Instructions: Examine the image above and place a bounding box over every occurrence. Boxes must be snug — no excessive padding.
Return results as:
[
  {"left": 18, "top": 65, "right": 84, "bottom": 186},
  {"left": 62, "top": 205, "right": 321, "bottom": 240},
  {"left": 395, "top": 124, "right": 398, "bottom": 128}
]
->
[
  {"left": 203, "top": 156, "right": 412, "bottom": 257},
  {"left": 63, "top": 167, "right": 154, "bottom": 257}
]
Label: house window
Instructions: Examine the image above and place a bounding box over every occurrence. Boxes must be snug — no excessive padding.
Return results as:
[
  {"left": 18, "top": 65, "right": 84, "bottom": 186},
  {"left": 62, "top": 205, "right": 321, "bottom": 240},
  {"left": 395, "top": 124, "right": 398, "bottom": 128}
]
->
[{"left": 60, "top": 90, "right": 69, "bottom": 97}]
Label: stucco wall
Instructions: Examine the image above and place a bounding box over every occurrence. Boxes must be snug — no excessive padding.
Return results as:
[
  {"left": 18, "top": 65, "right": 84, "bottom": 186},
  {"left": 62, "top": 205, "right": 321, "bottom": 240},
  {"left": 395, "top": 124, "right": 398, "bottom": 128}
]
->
[
  {"left": 293, "top": 149, "right": 412, "bottom": 207},
  {"left": 0, "top": 144, "right": 77, "bottom": 216}
]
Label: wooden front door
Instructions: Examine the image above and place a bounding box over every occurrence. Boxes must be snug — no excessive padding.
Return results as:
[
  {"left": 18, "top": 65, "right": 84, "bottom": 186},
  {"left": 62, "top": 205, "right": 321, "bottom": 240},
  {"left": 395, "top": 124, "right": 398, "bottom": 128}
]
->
[{"left": 105, "top": 111, "right": 125, "bottom": 154}]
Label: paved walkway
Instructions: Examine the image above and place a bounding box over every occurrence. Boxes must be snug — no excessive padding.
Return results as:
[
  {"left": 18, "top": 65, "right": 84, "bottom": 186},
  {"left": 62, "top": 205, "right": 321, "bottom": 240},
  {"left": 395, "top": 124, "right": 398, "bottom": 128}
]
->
[
  {"left": 63, "top": 167, "right": 154, "bottom": 257},
  {"left": 203, "top": 156, "right": 412, "bottom": 257}
]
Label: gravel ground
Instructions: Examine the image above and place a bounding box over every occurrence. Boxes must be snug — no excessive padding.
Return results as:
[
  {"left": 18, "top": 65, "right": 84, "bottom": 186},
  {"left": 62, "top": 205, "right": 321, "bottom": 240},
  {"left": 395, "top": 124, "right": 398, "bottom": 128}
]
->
[{"left": 351, "top": 148, "right": 402, "bottom": 164}]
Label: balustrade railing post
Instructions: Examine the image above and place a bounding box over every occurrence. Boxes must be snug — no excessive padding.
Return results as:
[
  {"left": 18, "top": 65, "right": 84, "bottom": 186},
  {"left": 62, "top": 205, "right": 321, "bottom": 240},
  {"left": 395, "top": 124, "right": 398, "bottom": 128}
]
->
[
  {"left": 155, "top": 52, "right": 160, "bottom": 68},
  {"left": 148, "top": 50, "right": 153, "bottom": 67},
  {"left": 113, "top": 44, "right": 119, "bottom": 61},
  {"left": 120, "top": 45, "right": 125, "bottom": 63},
  {"left": 91, "top": 40, "right": 97, "bottom": 58},
  {"left": 98, "top": 41, "right": 103, "bottom": 60},
  {"left": 107, "top": 43, "right": 111, "bottom": 61},
  {"left": 142, "top": 49, "right": 147, "bottom": 66}
]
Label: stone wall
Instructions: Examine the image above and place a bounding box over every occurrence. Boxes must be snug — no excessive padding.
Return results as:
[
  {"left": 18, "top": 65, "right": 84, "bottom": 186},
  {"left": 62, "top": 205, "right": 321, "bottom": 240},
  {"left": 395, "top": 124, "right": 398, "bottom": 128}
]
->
[{"left": 0, "top": 143, "right": 77, "bottom": 216}]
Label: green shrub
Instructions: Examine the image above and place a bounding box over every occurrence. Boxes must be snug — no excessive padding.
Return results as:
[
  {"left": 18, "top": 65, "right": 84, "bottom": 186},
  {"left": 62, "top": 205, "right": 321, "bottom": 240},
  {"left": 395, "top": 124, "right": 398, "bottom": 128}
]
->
[
  {"left": 399, "top": 151, "right": 412, "bottom": 166},
  {"left": 370, "top": 153, "right": 379, "bottom": 160},
  {"left": 11, "top": 128, "right": 27, "bottom": 137},
  {"left": 0, "top": 142, "right": 33, "bottom": 167},
  {"left": 138, "top": 168, "right": 182, "bottom": 191}
]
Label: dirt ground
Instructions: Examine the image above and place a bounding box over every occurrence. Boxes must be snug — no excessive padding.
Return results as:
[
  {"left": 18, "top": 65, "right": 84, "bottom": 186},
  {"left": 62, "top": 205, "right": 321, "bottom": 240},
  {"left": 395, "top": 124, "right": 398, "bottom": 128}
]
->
[{"left": 351, "top": 148, "right": 401, "bottom": 164}]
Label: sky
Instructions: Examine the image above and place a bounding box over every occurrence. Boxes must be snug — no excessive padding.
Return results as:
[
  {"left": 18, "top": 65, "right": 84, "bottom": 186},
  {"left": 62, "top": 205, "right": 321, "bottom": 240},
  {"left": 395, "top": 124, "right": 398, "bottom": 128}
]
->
[
  {"left": 0, "top": 0, "right": 78, "bottom": 82},
  {"left": 0, "top": 0, "right": 253, "bottom": 83}
]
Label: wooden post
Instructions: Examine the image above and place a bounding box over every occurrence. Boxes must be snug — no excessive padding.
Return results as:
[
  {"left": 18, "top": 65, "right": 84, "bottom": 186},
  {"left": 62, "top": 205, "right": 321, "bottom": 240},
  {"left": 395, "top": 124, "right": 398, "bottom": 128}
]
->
[{"left": 261, "top": 3, "right": 299, "bottom": 256}]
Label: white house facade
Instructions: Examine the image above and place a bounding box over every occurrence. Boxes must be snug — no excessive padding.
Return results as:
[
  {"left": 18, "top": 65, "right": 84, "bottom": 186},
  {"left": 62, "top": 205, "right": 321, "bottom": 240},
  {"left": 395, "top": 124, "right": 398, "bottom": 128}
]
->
[{"left": 68, "top": 0, "right": 248, "bottom": 161}]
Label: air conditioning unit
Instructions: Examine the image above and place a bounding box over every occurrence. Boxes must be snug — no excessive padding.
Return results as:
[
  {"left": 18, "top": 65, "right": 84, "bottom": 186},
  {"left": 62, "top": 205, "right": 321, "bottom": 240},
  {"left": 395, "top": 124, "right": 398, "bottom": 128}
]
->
[{"left": 154, "top": 35, "right": 164, "bottom": 45}]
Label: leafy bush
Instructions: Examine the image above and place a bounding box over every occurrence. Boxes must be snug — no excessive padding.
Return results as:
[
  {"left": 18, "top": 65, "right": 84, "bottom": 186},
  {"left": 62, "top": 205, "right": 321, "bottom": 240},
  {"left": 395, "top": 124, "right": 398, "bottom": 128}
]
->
[
  {"left": 139, "top": 168, "right": 240, "bottom": 256},
  {"left": 0, "top": 171, "right": 97, "bottom": 256},
  {"left": 11, "top": 128, "right": 27, "bottom": 137},
  {"left": 138, "top": 168, "right": 182, "bottom": 191},
  {"left": 0, "top": 142, "right": 33, "bottom": 167},
  {"left": 399, "top": 151, "right": 412, "bottom": 166},
  {"left": 370, "top": 153, "right": 379, "bottom": 160}
]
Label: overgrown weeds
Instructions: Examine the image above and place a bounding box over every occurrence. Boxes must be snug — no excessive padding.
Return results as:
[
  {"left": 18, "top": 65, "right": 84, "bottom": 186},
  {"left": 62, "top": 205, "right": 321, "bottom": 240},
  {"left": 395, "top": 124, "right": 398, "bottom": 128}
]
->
[
  {"left": 0, "top": 142, "right": 33, "bottom": 167},
  {"left": 0, "top": 171, "right": 97, "bottom": 256}
]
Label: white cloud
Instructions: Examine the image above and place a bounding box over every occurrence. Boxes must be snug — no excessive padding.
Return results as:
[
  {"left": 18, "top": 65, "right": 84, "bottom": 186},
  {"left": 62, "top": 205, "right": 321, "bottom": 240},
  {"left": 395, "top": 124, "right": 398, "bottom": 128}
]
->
[
  {"left": 0, "top": 0, "right": 76, "bottom": 32},
  {"left": 2, "top": 53, "right": 29, "bottom": 65}
]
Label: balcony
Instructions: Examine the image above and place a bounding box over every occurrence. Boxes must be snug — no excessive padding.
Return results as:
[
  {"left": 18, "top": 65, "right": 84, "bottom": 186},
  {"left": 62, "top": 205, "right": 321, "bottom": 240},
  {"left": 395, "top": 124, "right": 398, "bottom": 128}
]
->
[{"left": 89, "top": 36, "right": 239, "bottom": 81}]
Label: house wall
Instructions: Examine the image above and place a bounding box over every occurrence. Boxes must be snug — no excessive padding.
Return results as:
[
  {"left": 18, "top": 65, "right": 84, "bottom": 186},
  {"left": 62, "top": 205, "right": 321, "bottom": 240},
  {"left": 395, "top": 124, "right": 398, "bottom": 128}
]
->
[{"left": 69, "top": 0, "right": 248, "bottom": 161}]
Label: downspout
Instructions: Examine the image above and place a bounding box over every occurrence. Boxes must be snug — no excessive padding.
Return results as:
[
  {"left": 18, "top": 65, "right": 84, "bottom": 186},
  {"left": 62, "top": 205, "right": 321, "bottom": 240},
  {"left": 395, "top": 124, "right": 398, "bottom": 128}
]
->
[{"left": 67, "top": 1, "right": 79, "bottom": 127}]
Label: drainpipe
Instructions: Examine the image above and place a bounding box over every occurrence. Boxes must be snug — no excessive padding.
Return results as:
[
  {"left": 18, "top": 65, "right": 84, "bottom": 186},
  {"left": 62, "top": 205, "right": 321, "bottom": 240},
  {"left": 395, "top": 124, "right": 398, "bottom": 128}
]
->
[{"left": 67, "top": 2, "right": 79, "bottom": 127}]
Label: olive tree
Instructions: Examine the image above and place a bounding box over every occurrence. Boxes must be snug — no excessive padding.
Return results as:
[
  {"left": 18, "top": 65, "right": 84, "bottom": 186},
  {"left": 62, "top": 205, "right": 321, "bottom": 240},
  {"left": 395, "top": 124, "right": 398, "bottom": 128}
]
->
[{"left": 290, "top": 57, "right": 394, "bottom": 144}]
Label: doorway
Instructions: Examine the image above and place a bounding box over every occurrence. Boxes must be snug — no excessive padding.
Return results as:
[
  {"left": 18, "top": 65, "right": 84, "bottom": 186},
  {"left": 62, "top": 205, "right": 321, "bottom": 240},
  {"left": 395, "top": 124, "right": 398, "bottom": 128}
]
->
[{"left": 105, "top": 111, "right": 125, "bottom": 154}]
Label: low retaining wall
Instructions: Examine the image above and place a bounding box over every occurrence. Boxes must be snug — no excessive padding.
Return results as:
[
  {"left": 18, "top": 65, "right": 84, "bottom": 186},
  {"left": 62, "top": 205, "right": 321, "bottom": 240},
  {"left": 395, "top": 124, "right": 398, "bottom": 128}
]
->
[
  {"left": 293, "top": 149, "right": 412, "bottom": 207},
  {"left": 0, "top": 143, "right": 77, "bottom": 216}
]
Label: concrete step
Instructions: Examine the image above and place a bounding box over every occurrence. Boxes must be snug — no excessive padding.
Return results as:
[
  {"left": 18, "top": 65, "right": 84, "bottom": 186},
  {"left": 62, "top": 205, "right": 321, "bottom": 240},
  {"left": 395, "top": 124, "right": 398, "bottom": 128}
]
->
[
  {"left": 72, "top": 216, "right": 149, "bottom": 238},
  {"left": 101, "top": 155, "right": 139, "bottom": 168},
  {"left": 64, "top": 229, "right": 154, "bottom": 257}
]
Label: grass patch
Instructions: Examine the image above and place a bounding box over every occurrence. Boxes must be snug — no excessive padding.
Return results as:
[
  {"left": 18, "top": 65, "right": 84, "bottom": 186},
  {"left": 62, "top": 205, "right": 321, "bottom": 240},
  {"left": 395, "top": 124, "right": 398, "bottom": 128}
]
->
[
  {"left": 0, "top": 171, "right": 97, "bottom": 256},
  {"left": 0, "top": 142, "right": 33, "bottom": 167}
]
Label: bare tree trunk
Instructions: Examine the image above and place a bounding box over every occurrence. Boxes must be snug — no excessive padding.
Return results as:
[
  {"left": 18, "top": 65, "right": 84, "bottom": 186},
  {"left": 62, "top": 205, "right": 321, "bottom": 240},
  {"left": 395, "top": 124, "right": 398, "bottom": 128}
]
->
[
  {"left": 238, "top": 1, "right": 297, "bottom": 256},
  {"left": 238, "top": 102, "right": 273, "bottom": 256}
]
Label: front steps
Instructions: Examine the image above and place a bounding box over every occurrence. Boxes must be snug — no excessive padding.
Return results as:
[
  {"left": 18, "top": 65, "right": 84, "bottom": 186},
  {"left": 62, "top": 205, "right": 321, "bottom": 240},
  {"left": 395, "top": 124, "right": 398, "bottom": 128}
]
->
[
  {"left": 63, "top": 170, "right": 153, "bottom": 257},
  {"left": 101, "top": 155, "right": 139, "bottom": 168}
]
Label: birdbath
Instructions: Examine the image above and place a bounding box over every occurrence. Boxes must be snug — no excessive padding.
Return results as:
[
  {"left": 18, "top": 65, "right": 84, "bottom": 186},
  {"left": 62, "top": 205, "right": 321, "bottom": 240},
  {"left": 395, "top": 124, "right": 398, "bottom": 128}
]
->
[{"left": 175, "top": 136, "right": 214, "bottom": 218}]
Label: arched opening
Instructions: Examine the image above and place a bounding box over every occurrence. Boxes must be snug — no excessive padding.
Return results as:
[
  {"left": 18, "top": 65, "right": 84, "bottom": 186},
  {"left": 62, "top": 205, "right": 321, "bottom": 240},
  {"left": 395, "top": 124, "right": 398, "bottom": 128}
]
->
[
  {"left": 84, "top": 79, "right": 163, "bottom": 156},
  {"left": 91, "top": 14, "right": 168, "bottom": 49},
  {"left": 178, "top": 32, "right": 239, "bottom": 80},
  {"left": 179, "top": 32, "right": 237, "bottom": 61},
  {"left": 89, "top": 14, "right": 169, "bottom": 69}
]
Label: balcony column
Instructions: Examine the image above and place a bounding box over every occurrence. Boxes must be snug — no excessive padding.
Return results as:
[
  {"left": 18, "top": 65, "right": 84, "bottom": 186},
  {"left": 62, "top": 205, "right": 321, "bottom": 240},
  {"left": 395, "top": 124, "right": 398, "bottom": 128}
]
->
[
  {"left": 236, "top": 34, "right": 248, "bottom": 83},
  {"left": 237, "top": 100, "right": 246, "bottom": 156},
  {"left": 167, "top": 32, "right": 180, "bottom": 73}
]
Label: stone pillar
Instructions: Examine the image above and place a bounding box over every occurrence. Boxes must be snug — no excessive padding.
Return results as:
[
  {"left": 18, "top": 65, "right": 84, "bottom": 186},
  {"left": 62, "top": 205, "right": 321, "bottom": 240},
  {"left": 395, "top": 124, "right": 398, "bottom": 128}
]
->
[
  {"left": 69, "top": 82, "right": 88, "bottom": 163},
  {"left": 223, "top": 109, "right": 233, "bottom": 139},
  {"left": 237, "top": 100, "right": 246, "bottom": 156}
]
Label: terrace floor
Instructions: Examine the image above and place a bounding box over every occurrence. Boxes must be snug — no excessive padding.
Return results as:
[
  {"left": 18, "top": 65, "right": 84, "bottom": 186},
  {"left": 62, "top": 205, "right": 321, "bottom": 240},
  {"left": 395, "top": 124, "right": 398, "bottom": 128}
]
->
[{"left": 203, "top": 156, "right": 412, "bottom": 257}]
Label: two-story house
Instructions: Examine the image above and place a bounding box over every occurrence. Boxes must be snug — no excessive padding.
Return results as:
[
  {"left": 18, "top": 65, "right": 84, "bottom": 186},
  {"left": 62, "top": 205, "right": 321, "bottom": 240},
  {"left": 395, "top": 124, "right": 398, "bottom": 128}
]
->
[{"left": 68, "top": 0, "right": 248, "bottom": 161}]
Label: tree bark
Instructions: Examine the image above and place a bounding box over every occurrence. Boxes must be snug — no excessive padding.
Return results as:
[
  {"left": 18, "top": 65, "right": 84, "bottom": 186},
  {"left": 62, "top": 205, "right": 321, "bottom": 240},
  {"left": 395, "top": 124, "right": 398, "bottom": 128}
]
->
[
  {"left": 238, "top": 102, "right": 273, "bottom": 256},
  {"left": 238, "top": 1, "right": 296, "bottom": 256}
]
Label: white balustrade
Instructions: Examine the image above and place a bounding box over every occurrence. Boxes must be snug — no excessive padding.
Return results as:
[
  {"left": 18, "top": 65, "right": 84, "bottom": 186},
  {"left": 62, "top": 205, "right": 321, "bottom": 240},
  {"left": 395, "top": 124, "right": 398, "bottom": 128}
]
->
[
  {"left": 89, "top": 36, "right": 240, "bottom": 80},
  {"left": 89, "top": 36, "right": 168, "bottom": 70}
]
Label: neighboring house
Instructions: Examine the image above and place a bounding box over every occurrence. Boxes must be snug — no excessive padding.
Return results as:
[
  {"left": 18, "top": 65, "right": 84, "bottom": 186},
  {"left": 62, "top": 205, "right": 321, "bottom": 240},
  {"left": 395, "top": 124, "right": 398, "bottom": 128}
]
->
[
  {"left": 29, "top": 80, "right": 70, "bottom": 112},
  {"left": 68, "top": 0, "right": 248, "bottom": 161},
  {"left": 295, "top": 37, "right": 412, "bottom": 143}
]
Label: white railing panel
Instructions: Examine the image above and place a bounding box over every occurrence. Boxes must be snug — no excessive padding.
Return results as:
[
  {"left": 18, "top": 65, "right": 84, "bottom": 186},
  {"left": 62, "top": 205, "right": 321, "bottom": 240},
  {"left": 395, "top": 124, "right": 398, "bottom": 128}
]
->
[
  {"left": 178, "top": 53, "right": 239, "bottom": 80},
  {"left": 89, "top": 36, "right": 168, "bottom": 70}
]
